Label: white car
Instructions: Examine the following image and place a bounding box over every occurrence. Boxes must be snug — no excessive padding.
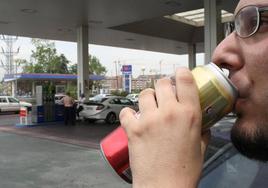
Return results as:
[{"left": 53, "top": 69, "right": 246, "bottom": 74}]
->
[
  {"left": 89, "top": 94, "right": 114, "bottom": 101},
  {"left": 80, "top": 96, "right": 138, "bottom": 124},
  {"left": 0, "top": 96, "right": 32, "bottom": 113},
  {"left": 126, "top": 93, "right": 139, "bottom": 103}
]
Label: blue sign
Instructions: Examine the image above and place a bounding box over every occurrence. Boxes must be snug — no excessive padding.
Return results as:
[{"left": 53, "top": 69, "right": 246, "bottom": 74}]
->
[
  {"left": 122, "top": 65, "right": 132, "bottom": 74},
  {"left": 123, "top": 74, "right": 132, "bottom": 93}
]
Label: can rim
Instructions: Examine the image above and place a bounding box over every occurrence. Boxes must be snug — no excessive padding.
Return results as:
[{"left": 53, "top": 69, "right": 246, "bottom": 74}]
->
[
  {"left": 207, "top": 63, "right": 238, "bottom": 101},
  {"left": 100, "top": 142, "right": 132, "bottom": 183}
]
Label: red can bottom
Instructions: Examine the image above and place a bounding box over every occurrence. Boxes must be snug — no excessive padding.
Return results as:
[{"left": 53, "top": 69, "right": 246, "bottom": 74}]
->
[{"left": 100, "top": 126, "right": 132, "bottom": 183}]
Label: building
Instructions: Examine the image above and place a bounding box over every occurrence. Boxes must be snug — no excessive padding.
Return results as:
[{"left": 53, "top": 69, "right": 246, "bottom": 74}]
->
[{"left": 101, "top": 76, "right": 123, "bottom": 93}]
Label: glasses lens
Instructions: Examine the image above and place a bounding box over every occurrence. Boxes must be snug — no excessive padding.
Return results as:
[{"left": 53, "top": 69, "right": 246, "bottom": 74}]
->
[{"left": 235, "top": 6, "right": 259, "bottom": 37}]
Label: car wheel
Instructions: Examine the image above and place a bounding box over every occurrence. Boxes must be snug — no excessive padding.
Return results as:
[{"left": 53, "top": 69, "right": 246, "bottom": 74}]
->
[{"left": 105, "top": 112, "right": 116, "bottom": 124}]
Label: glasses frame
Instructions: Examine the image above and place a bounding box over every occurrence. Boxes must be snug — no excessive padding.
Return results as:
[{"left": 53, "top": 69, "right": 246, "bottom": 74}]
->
[{"left": 234, "top": 5, "right": 268, "bottom": 38}]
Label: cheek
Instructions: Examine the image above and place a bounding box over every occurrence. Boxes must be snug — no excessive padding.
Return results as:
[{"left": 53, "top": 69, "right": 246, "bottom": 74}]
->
[
  {"left": 241, "top": 40, "right": 268, "bottom": 107},
  {"left": 243, "top": 40, "right": 268, "bottom": 83}
]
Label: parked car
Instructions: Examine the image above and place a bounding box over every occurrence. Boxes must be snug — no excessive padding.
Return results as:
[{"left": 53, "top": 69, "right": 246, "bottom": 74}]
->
[
  {"left": 198, "top": 121, "right": 268, "bottom": 188},
  {"left": 89, "top": 94, "right": 114, "bottom": 102},
  {"left": 126, "top": 93, "right": 139, "bottom": 103},
  {"left": 0, "top": 96, "right": 32, "bottom": 113},
  {"left": 79, "top": 96, "right": 138, "bottom": 124}
]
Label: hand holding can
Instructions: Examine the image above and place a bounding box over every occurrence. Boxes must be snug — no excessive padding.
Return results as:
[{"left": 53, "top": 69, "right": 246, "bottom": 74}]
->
[{"left": 100, "top": 63, "right": 237, "bottom": 185}]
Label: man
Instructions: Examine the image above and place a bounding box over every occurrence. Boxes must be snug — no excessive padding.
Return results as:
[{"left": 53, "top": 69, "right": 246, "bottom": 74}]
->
[
  {"left": 119, "top": 0, "right": 268, "bottom": 187},
  {"left": 62, "top": 92, "right": 75, "bottom": 126}
]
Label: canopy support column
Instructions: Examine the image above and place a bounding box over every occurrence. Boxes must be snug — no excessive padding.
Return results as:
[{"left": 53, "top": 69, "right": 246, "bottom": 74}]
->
[
  {"left": 204, "top": 0, "right": 223, "bottom": 63},
  {"left": 188, "top": 43, "right": 196, "bottom": 70},
  {"left": 77, "top": 25, "right": 89, "bottom": 98}
]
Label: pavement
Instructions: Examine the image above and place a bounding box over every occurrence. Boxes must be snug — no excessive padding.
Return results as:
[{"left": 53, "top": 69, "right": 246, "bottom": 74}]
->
[
  {"left": 0, "top": 112, "right": 237, "bottom": 188},
  {"left": 0, "top": 113, "right": 131, "bottom": 188}
]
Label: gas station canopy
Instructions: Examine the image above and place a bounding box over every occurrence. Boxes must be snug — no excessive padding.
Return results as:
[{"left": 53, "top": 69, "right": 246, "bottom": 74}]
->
[{"left": 0, "top": 0, "right": 238, "bottom": 55}]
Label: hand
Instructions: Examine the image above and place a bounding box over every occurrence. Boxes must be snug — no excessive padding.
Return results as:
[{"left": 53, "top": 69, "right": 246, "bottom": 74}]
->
[{"left": 120, "top": 68, "right": 210, "bottom": 188}]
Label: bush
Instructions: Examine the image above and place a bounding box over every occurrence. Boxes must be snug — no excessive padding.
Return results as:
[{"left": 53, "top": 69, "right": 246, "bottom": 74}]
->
[{"left": 111, "top": 90, "right": 129, "bottom": 97}]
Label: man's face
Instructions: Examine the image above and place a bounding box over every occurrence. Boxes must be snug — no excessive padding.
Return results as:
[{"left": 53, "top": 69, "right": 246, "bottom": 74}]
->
[{"left": 212, "top": 0, "right": 268, "bottom": 161}]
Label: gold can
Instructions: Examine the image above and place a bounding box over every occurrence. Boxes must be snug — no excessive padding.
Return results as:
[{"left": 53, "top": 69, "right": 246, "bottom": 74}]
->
[{"left": 192, "top": 63, "right": 237, "bottom": 130}]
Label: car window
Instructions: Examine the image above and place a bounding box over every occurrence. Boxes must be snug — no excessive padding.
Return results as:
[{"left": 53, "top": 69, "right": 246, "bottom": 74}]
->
[
  {"left": 0, "top": 98, "right": 7, "bottom": 103},
  {"left": 8, "top": 97, "right": 19, "bottom": 103},
  {"left": 199, "top": 146, "right": 268, "bottom": 188},
  {"left": 120, "top": 98, "right": 133, "bottom": 105},
  {"left": 110, "top": 98, "right": 121, "bottom": 104}
]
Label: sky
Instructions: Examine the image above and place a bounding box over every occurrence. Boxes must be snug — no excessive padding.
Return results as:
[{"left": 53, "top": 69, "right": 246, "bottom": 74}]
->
[{"left": 0, "top": 36, "right": 205, "bottom": 79}]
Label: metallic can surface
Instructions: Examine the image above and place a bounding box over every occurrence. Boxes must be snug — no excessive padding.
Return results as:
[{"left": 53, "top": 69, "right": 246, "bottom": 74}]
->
[
  {"left": 100, "top": 63, "right": 237, "bottom": 183},
  {"left": 192, "top": 63, "right": 237, "bottom": 130}
]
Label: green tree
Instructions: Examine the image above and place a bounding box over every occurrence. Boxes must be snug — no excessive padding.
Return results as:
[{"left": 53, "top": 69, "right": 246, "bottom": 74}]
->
[
  {"left": 89, "top": 55, "right": 107, "bottom": 75},
  {"left": 68, "top": 55, "right": 106, "bottom": 93},
  {"left": 0, "top": 82, "right": 4, "bottom": 94},
  {"left": 68, "top": 64, "right": 77, "bottom": 74},
  {"left": 20, "top": 39, "right": 70, "bottom": 74},
  {"left": 68, "top": 55, "right": 107, "bottom": 75}
]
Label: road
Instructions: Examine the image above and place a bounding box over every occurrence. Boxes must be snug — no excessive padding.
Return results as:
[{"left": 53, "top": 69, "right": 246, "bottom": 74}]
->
[
  {"left": 0, "top": 113, "right": 131, "bottom": 188},
  {"left": 0, "top": 113, "right": 236, "bottom": 188}
]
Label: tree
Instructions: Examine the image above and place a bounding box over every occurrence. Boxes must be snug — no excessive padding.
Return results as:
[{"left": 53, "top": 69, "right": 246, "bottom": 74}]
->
[
  {"left": 19, "top": 39, "right": 70, "bottom": 74},
  {"left": 31, "top": 39, "right": 69, "bottom": 74},
  {"left": 68, "top": 55, "right": 107, "bottom": 76},
  {"left": 89, "top": 55, "right": 107, "bottom": 75},
  {"left": 68, "top": 64, "right": 77, "bottom": 74},
  {"left": 68, "top": 55, "right": 106, "bottom": 93}
]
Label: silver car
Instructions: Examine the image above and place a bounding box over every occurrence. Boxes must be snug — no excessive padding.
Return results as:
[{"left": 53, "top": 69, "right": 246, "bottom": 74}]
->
[
  {"left": 0, "top": 96, "right": 32, "bottom": 113},
  {"left": 79, "top": 96, "right": 138, "bottom": 124}
]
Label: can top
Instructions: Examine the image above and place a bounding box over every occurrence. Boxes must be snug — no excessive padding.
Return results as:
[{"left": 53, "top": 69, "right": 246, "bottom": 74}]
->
[{"left": 206, "top": 63, "right": 238, "bottom": 101}]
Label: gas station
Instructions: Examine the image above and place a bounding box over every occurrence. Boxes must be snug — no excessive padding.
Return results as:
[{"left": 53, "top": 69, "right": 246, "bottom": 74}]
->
[
  {"left": 0, "top": 0, "right": 239, "bottom": 126},
  {"left": 0, "top": 1, "right": 245, "bottom": 187},
  {"left": 0, "top": 0, "right": 238, "bottom": 97}
]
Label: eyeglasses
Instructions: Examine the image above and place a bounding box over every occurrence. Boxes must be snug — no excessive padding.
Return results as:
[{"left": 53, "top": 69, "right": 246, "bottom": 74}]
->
[{"left": 234, "top": 5, "right": 268, "bottom": 38}]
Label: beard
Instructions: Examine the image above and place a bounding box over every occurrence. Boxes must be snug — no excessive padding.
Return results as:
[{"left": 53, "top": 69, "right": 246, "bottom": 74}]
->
[{"left": 231, "top": 118, "right": 268, "bottom": 162}]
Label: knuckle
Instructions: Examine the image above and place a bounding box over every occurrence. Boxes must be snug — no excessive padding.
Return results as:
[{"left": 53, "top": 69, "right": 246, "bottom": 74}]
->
[
  {"left": 176, "top": 68, "right": 194, "bottom": 84},
  {"left": 139, "top": 88, "right": 155, "bottom": 101},
  {"left": 119, "top": 107, "right": 132, "bottom": 126},
  {"left": 130, "top": 125, "right": 144, "bottom": 137},
  {"left": 161, "top": 105, "right": 180, "bottom": 122},
  {"left": 162, "top": 111, "right": 178, "bottom": 123},
  {"left": 155, "top": 77, "right": 171, "bottom": 86},
  {"left": 139, "top": 88, "right": 155, "bottom": 97},
  {"left": 183, "top": 105, "right": 201, "bottom": 125}
]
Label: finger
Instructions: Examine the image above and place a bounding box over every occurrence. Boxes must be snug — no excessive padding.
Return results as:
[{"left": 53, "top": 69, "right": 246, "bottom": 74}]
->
[
  {"left": 175, "top": 68, "right": 200, "bottom": 107},
  {"left": 138, "top": 88, "right": 157, "bottom": 114},
  {"left": 201, "top": 130, "right": 211, "bottom": 157},
  {"left": 154, "top": 77, "right": 177, "bottom": 107},
  {"left": 119, "top": 107, "right": 139, "bottom": 132}
]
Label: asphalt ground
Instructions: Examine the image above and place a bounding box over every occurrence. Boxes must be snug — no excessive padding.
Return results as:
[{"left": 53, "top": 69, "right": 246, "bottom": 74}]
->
[
  {"left": 0, "top": 113, "right": 131, "bottom": 188},
  {"left": 0, "top": 112, "right": 236, "bottom": 188}
]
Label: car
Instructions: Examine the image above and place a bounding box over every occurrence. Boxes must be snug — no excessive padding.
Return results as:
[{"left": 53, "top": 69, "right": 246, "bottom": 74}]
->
[
  {"left": 0, "top": 96, "right": 32, "bottom": 113},
  {"left": 198, "top": 117, "right": 268, "bottom": 188},
  {"left": 126, "top": 93, "right": 139, "bottom": 103},
  {"left": 79, "top": 96, "right": 138, "bottom": 124},
  {"left": 89, "top": 94, "right": 114, "bottom": 102}
]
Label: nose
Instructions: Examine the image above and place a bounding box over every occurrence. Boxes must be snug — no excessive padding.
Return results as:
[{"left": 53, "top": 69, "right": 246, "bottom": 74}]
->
[{"left": 212, "top": 32, "right": 243, "bottom": 73}]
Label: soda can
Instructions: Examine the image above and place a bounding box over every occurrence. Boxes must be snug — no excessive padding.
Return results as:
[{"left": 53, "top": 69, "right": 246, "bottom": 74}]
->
[{"left": 100, "top": 62, "right": 238, "bottom": 183}]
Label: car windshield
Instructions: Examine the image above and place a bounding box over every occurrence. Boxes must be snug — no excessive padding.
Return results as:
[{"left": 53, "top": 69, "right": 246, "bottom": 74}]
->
[
  {"left": 89, "top": 97, "right": 108, "bottom": 103},
  {"left": 199, "top": 144, "right": 268, "bottom": 188},
  {"left": 199, "top": 116, "right": 268, "bottom": 188},
  {"left": 8, "top": 97, "right": 19, "bottom": 103}
]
